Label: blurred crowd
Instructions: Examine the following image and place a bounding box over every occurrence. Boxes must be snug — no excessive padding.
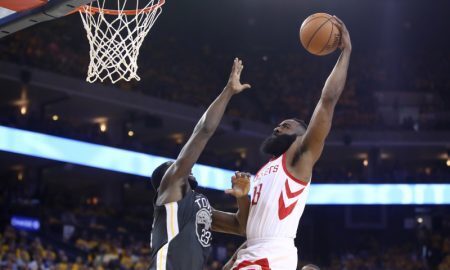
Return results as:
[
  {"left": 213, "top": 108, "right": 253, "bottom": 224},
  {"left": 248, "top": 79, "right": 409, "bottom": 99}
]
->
[
  {"left": 0, "top": 16, "right": 448, "bottom": 182},
  {"left": 327, "top": 246, "right": 427, "bottom": 270},
  {"left": 0, "top": 225, "right": 151, "bottom": 270},
  {"left": 0, "top": 208, "right": 238, "bottom": 270},
  {"left": 1, "top": 99, "right": 449, "bottom": 183},
  {"left": 327, "top": 231, "right": 450, "bottom": 270},
  {"left": 1, "top": 208, "right": 449, "bottom": 270},
  {"left": 1, "top": 174, "right": 449, "bottom": 270},
  {"left": 1, "top": 105, "right": 448, "bottom": 182},
  {"left": 0, "top": 7, "right": 449, "bottom": 270},
  {"left": 0, "top": 17, "right": 449, "bottom": 131}
]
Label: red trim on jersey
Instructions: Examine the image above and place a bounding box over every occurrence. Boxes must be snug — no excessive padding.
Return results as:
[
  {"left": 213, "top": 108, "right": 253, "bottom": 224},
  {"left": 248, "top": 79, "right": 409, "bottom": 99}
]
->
[
  {"left": 233, "top": 258, "right": 271, "bottom": 270},
  {"left": 278, "top": 179, "right": 305, "bottom": 220},
  {"left": 281, "top": 153, "right": 308, "bottom": 186},
  {"left": 278, "top": 191, "right": 298, "bottom": 220},
  {"left": 285, "top": 179, "right": 305, "bottom": 199}
]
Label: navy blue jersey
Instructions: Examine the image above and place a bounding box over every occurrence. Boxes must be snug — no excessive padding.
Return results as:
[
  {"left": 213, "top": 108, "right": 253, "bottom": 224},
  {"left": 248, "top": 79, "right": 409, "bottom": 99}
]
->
[{"left": 149, "top": 191, "right": 212, "bottom": 270}]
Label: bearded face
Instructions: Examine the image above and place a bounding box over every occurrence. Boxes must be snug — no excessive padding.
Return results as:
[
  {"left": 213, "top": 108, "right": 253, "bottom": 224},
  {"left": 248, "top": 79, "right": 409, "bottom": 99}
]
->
[{"left": 260, "top": 133, "right": 297, "bottom": 157}]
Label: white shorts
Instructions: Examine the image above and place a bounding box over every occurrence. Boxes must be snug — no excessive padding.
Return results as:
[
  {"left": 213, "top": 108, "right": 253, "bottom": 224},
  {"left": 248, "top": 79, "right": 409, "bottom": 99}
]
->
[{"left": 232, "top": 238, "right": 298, "bottom": 270}]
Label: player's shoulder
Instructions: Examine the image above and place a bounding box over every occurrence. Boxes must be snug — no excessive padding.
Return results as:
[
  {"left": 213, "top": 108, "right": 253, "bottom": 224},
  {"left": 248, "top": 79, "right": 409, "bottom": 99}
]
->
[
  {"left": 193, "top": 191, "right": 210, "bottom": 202},
  {"left": 178, "top": 190, "right": 209, "bottom": 208},
  {"left": 193, "top": 191, "right": 203, "bottom": 198},
  {"left": 277, "top": 152, "right": 311, "bottom": 185}
]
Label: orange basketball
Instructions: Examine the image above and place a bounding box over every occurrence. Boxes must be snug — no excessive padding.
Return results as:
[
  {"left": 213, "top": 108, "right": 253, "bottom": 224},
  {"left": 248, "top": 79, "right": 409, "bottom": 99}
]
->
[{"left": 300, "top": 13, "right": 341, "bottom": 56}]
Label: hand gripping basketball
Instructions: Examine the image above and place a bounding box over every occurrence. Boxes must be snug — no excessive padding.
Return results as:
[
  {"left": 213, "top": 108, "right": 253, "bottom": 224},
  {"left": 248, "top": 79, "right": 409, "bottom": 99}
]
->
[
  {"left": 225, "top": 171, "right": 251, "bottom": 198},
  {"left": 332, "top": 16, "right": 352, "bottom": 52},
  {"left": 300, "top": 13, "right": 351, "bottom": 56}
]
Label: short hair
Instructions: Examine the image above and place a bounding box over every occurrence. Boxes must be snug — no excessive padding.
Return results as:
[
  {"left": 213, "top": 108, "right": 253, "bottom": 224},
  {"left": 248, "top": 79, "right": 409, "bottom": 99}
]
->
[
  {"left": 150, "top": 161, "right": 174, "bottom": 191},
  {"left": 292, "top": 118, "right": 308, "bottom": 130},
  {"left": 301, "top": 264, "right": 320, "bottom": 270}
]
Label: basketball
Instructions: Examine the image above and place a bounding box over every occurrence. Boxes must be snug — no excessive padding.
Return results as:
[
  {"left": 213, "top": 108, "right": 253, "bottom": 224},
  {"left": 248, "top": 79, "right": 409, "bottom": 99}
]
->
[{"left": 300, "top": 13, "right": 341, "bottom": 56}]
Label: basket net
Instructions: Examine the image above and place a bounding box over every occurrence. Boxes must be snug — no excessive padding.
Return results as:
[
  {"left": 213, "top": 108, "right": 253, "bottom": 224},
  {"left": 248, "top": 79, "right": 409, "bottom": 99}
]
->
[{"left": 79, "top": 0, "right": 164, "bottom": 83}]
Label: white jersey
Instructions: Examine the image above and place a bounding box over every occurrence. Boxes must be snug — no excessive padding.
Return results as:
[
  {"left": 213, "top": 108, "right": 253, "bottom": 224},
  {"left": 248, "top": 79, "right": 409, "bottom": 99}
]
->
[
  {"left": 246, "top": 153, "right": 310, "bottom": 240},
  {"left": 232, "top": 153, "right": 310, "bottom": 269}
]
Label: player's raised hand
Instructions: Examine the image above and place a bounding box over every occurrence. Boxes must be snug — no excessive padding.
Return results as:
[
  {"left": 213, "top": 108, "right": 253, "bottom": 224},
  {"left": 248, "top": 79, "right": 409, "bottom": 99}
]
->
[
  {"left": 332, "top": 16, "right": 352, "bottom": 52},
  {"left": 225, "top": 171, "right": 251, "bottom": 198},
  {"left": 225, "top": 58, "right": 251, "bottom": 95}
]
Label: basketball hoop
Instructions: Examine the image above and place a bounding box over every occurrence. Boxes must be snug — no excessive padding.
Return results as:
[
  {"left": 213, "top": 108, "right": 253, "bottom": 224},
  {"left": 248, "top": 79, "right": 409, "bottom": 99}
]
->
[{"left": 78, "top": 0, "right": 165, "bottom": 83}]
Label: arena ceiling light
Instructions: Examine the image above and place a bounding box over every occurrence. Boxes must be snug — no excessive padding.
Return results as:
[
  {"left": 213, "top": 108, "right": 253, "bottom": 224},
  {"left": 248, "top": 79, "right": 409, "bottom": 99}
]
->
[{"left": 0, "top": 125, "right": 449, "bottom": 205}]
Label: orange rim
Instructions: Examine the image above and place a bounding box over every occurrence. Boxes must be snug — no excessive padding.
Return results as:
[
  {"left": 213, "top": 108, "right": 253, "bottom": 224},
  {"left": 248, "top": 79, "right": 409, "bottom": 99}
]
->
[{"left": 78, "top": 0, "right": 165, "bottom": 15}]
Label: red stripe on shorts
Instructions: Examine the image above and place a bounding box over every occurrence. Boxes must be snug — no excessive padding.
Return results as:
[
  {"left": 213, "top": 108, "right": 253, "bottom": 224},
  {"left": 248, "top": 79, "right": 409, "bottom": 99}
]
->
[{"left": 233, "top": 258, "right": 271, "bottom": 270}]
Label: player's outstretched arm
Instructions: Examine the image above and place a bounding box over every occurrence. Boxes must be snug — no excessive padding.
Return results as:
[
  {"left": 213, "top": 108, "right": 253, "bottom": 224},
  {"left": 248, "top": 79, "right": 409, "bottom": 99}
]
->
[
  {"left": 300, "top": 16, "right": 351, "bottom": 164},
  {"left": 211, "top": 172, "right": 251, "bottom": 236},
  {"left": 156, "top": 59, "right": 251, "bottom": 205}
]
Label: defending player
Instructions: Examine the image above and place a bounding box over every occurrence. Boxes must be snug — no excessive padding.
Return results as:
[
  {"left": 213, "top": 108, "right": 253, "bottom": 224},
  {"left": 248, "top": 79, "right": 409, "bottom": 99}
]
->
[{"left": 149, "top": 58, "right": 252, "bottom": 270}]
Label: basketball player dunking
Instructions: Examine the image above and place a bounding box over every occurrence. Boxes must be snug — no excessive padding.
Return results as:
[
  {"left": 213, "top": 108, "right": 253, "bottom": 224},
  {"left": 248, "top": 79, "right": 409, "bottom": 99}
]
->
[
  {"left": 149, "top": 59, "right": 253, "bottom": 270},
  {"left": 226, "top": 17, "right": 351, "bottom": 270}
]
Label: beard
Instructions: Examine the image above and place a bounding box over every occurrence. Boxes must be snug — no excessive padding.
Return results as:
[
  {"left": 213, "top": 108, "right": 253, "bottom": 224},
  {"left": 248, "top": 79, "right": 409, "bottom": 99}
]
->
[{"left": 260, "top": 133, "right": 297, "bottom": 157}]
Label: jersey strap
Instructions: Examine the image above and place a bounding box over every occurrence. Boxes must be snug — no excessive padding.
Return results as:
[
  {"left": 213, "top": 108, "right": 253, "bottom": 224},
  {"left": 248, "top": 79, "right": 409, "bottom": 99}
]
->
[{"left": 155, "top": 202, "right": 179, "bottom": 269}]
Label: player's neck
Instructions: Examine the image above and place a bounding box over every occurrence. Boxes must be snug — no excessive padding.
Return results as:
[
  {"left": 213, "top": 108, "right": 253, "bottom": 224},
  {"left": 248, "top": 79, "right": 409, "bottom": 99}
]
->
[{"left": 183, "top": 182, "right": 193, "bottom": 195}]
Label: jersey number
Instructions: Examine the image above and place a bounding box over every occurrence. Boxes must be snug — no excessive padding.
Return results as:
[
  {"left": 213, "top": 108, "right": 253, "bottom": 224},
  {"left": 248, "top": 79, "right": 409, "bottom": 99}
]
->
[
  {"left": 200, "top": 228, "right": 212, "bottom": 244},
  {"left": 251, "top": 184, "right": 263, "bottom": 205}
]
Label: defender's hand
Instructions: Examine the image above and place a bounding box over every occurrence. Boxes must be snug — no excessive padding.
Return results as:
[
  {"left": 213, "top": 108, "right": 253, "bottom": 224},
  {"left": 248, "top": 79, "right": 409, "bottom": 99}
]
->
[
  {"left": 225, "top": 171, "right": 251, "bottom": 198},
  {"left": 225, "top": 58, "right": 251, "bottom": 94},
  {"left": 333, "top": 16, "right": 352, "bottom": 52}
]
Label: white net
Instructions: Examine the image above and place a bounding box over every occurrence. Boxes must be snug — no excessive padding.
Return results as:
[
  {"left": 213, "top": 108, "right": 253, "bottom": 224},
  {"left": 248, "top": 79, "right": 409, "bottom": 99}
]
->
[{"left": 79, "top": 0, "right": 163, "bottom": 83}]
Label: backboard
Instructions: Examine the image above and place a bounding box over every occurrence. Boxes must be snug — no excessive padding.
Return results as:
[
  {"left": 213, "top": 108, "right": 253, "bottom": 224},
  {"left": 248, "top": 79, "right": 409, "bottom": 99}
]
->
[{"left": 0, "top": 0, "right": 93, "bottom": 38}]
